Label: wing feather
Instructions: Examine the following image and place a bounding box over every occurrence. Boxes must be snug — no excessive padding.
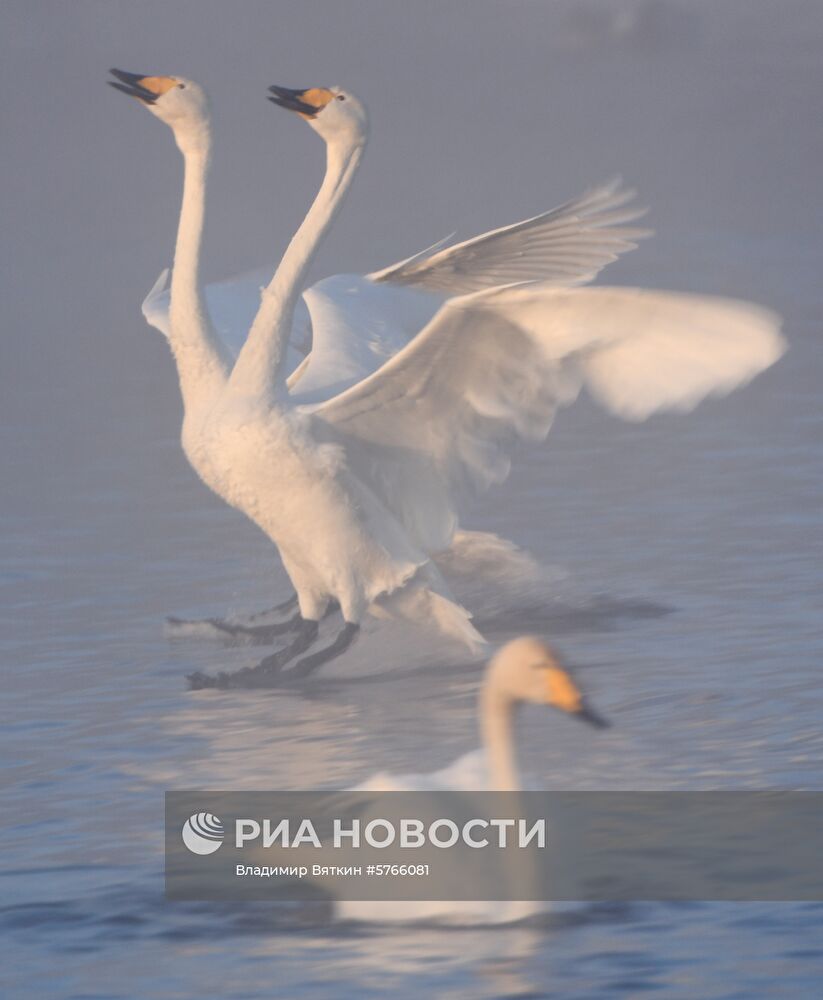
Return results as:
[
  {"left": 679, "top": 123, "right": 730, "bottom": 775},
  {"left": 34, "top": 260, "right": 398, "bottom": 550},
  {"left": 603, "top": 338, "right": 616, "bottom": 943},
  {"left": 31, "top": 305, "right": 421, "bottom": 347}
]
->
[
  {"left": 312, "top": 285, "right": 784, "bottom": 553},
  {"left": 140, "top": 266, "right": 311, "bottom": 363},
  {"left": 140, "top": 182, "right": 648, "bottom": 404},
  {"left": 140, "top": 268, "right": 440, "bottom": 404},
  {"left": 367, "top": 180, "right": 650, "bottom": 294}
]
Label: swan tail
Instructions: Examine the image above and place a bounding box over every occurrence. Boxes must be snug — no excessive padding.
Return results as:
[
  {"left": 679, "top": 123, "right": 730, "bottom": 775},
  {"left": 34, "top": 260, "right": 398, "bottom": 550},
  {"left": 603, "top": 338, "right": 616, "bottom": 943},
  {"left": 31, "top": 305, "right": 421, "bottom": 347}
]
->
[
  {"left": 374, "top": 577, "right": 487, "bottom": 655},
  {"left": 425, "top": 590, "right": 487, "bottom": 654}
]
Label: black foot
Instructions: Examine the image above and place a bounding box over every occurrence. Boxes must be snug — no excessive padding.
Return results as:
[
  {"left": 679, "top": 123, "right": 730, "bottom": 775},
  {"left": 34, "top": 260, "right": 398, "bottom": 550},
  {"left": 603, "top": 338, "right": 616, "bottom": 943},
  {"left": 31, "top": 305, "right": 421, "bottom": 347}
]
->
[
  {"left": 284, "top": 623, "right": 361, "bottom": 680},
  {"left": 244, "top": 594, "right": 299, "bottom": 622},
  {"left": 167, "top": 596, "right": 336, "bottom": 646},
  {"left": 199, "top": 612, "right": 303, "bottom": 645},
  {"left": 187, "top": 620, "right": 320, "bottom": 690}
]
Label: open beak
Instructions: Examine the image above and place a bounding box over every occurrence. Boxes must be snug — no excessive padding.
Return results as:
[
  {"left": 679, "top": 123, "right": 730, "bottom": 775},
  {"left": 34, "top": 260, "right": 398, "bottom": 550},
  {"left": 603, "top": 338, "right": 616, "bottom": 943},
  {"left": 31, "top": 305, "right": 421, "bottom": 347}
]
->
[
  {"left": 108, "top": 68, "right": 159, "bottom": 104},
  {"left": 575, "top": 701, "right": 611, "bottom": 729},
  {"left": 268, "top": 85, "right": 325, "bottom": 118}
]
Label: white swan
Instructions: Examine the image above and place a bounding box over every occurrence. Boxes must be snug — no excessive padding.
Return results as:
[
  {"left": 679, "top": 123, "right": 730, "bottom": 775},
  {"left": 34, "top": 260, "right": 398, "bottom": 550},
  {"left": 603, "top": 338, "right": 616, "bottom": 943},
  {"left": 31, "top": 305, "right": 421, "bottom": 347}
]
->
[
  {"left": 143, "top": 83, "right": 650, "bottom": 649},
  {"left": 110, "top": 72, "right": 645, "bottom": 649},
  {"left": 108, "top": 71, "right": 646, "bottom": 670},
  {"left": 111, "top": 74, "right": 785, "bottom": 687},
  {"left": 340, "top": 635, "right": 608, "bottom": 924}
]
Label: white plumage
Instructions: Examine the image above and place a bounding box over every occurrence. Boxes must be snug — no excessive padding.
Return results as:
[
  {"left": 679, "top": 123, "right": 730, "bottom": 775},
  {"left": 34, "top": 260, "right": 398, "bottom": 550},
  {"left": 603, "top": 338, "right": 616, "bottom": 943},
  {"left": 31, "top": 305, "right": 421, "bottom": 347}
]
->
[
  {"left": 141, "top": 178, "right": 649, "bottom": 408},
  {"left": 368, "top": 179, "right": 648, "bottom": 293},
  {"left": 310, "top": 284, "right": 783, "bottom": 559},
  {"left": 111, "top": 72, "right": 785, "bottom": 683}
]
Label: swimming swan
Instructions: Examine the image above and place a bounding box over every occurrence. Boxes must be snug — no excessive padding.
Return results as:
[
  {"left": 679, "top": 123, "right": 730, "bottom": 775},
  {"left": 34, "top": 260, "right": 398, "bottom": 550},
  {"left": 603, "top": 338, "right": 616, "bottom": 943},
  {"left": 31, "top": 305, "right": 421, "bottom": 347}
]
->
[
  {"left": 359, "top": 636, "right": 608, "bottom": 794},
  {"left": 340, "top": 635, "right": 608, "bottom": 924}
]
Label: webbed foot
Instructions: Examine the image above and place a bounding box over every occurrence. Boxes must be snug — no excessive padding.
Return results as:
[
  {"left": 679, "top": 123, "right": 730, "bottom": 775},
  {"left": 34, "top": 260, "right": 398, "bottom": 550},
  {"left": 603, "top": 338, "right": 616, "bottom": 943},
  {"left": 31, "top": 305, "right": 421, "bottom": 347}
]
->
[{"left": 187, "top": 619, "right": 321, "bottom": 690}]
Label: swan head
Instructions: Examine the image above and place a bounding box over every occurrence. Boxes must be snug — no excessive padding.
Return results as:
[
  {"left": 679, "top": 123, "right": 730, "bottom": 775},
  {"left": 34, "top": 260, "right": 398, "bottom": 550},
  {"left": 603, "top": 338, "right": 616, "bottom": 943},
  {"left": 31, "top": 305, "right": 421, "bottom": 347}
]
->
[
  {"left": 268, "top": 84, "right": 368, "bottom": 148},
  {"left": 109, "top": 70, "right": 210, "bottom": 149},
  {"left": 487, "top": 637, "right": 610, "bottom": 729}
]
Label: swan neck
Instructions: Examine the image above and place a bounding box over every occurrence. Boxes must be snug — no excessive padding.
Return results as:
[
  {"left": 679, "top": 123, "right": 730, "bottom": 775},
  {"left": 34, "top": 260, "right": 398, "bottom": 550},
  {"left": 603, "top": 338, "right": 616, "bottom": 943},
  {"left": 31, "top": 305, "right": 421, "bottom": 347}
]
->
[
  {"left": 480, "top": 683, "right": 520, "bottom": 792},
  {"left": 168, "top": 127, "right": 227, "bottom": 411},
  {"left": 229, "top": 138, "right": 364, "bottom": 401}
]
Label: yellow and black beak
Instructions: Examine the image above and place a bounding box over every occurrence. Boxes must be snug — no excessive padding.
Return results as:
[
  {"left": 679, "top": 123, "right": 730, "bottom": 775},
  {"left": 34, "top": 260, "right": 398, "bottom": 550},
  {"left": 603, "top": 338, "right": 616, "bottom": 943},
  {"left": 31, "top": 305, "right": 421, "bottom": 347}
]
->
[
  {"left": 268, "top": 85, "right": 332, "bottom": 119},
  {"left": 109, "top": 69, "right": 176, "bottom": 104},
  {"left": 544, "top": 662, "right": 610, "bottom": 730},
  {"left": 109, "top": 69, "right": 157, "bottom": 103}
]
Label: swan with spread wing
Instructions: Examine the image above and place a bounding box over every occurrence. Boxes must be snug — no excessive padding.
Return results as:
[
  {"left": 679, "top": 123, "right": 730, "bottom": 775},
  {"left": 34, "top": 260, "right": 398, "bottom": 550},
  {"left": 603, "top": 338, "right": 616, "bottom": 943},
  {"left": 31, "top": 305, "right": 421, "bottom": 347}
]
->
[{"left": 109, "top": 74, "right": 784, "bottom": 686}]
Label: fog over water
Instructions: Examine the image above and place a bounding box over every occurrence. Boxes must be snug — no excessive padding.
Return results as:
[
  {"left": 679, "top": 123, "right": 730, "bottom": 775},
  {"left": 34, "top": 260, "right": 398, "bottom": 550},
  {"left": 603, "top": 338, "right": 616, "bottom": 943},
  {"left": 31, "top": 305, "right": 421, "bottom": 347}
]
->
[{"left": 2, "top": 1, "right": 823, "bottom": 997}]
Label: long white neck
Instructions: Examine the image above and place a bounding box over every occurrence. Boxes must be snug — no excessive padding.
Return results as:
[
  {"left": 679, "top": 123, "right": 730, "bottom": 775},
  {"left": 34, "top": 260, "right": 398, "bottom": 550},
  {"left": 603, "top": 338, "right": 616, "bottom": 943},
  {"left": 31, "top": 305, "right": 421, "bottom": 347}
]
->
[
  {"left": 229, "top": 138, "right": 364, "bottom": 400},
  {"left": 168, "top": 125, "right": 228, "bottom": 412},
  {"left": 479, "top": 682, "right": 521, "bottom": 791}
]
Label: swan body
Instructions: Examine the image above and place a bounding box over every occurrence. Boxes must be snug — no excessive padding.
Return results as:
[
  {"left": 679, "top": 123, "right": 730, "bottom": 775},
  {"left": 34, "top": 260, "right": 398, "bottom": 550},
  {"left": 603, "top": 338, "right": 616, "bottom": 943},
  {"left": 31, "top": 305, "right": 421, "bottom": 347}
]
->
[
  {"left": 340, "top": 636, "right": 608, "bottom": 924},
  {"left": 111, "top": 73, "right": 785, "bottom": 684},
  {"left": 185, "top": 396, "right": 434, "bottom": 626}
]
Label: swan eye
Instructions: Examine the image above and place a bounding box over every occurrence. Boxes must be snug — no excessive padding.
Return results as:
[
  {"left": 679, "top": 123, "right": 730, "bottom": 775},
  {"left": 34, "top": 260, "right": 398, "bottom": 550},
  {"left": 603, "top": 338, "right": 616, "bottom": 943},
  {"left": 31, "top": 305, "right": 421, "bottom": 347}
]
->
[
  {"left": 337, "top": 94, "right": 346, "bottom": 101},
  {"left": 178, "top": 83, "right": 185, "bottom": 89}
]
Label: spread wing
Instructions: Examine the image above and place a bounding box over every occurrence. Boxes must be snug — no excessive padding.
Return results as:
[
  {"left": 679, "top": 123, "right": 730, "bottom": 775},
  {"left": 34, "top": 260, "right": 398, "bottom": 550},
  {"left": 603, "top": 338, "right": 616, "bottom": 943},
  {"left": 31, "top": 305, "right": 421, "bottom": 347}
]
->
[
  {"left": 141, "top": 266, "right": 312, "bottom": 375},
  {"left": 310, "top": 285, "right": 784, "bottom": 555},
  {"left": 286, "top": 275, "right": 442, "bottom": 404},
  {"left": 140, "top": 268, "right": 435, "bottom": 400},
  {"left": 368, "top": 180, "right": 650, "bottom": 295},
  {"left": 141, "top": 180, "right": 648, "bottom": 403}
]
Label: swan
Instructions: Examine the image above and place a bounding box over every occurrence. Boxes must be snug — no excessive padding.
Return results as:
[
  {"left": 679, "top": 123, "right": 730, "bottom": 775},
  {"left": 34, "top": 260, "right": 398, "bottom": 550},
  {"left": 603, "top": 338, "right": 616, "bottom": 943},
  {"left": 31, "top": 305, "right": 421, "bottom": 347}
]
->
[
  {"left": 110, "top": 73, "right": 785, "bottom": 688},
  {"left": 225, "top": 637, "right": 604, "bottom": 923},
  {"left": 138, "top": 86, "right": 652, "bottom": 640},
  {"left": 109, "top": 71, "right": 647, "bottom": 664},
  {"left": 339, "top": 635, "right": 609, "bottom": 924}
]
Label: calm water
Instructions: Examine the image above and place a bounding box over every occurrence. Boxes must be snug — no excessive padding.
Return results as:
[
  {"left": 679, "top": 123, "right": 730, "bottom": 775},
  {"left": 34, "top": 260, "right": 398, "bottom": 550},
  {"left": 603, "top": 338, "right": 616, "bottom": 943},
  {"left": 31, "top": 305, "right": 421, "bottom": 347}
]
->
[{"left": 4, "top": 1, "right": 823, "bottom": 996}]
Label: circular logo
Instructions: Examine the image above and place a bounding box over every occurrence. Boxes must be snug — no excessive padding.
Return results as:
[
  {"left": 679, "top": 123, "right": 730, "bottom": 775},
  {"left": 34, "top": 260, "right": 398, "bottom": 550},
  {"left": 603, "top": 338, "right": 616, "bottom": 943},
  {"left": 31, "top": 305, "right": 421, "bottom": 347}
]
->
[{"left": 182, "top": 812, "right": 224, "bottom": 855}]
